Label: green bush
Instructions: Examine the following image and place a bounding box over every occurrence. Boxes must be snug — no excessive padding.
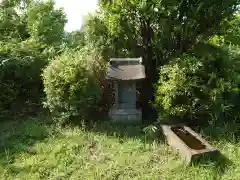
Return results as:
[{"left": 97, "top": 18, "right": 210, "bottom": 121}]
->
[
  {"left": 42, "top": 47, "right": 106, "bottom": 123},
  {"left": 0, "top": 40, "right": 49, "bottom": 119},
  {"left": 155, "top": 43, "right": 240, "bottom": 124}
]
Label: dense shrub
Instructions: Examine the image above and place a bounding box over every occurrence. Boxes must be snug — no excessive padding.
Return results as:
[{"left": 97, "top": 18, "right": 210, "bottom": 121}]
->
[
  {"left": 0, "top": 40, "right": 49, "bottom": 119},
  {"left": 155, "top": 43, "right": 240, "bottom": 124},
  {"left": 42, "top": 47, "right": 106, "bottom": 124}
]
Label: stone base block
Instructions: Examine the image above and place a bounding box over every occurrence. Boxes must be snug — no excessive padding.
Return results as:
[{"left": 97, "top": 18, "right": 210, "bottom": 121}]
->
[{"left": 108, "top": 108, "right": 142, "bottom": 123}]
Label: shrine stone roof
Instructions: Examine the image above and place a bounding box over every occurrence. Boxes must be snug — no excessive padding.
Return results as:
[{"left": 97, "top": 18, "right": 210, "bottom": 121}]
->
[{"left": 106, "top": 58, "right": 146, "bottom": 80}]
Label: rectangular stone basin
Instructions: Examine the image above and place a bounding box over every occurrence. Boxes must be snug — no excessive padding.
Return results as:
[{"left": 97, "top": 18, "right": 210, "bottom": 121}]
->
[{"left": 161, "top": 125, "right": 218, "bottom": 164}]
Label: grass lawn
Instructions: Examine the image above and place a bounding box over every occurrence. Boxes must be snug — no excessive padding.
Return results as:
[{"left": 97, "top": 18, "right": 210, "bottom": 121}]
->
[{"left": 0, "top": 116, "right": 240, "bottom": 180}]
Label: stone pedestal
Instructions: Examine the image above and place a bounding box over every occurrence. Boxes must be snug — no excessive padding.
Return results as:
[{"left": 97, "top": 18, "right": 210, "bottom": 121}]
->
[{"left": 109, "top": 108, "right": 142, "bottom": 123}]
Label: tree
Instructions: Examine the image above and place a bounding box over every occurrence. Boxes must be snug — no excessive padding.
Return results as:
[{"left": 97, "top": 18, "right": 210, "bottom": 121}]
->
[
  {"left": 82, "top": 12, "right": 113, "bottom": 59},
  {"left": 0, "top": 0, "right": 29, "bottom": 41},
  {"left": 0, "top": 0, "right": 31, "bottom": 8},
  {"left": 65, "top": 30, "right": 85, "bottom": 50},
  {"left": 0, "top": 0, "right": 67, "bottom": 119},
  {"left": 26, "top": 0, "right": 67, "bottom": 46},
  {"left": 224, "top": 14, "right": 240, "bottom": 45},
  {"left": 98, "top": 0, "right": 240, "bottom": 113}
]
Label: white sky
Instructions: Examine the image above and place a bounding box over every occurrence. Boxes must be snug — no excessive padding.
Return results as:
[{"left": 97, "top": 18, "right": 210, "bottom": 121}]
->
[{"left": 55, "top": 0, "right": 98, "bottom": 32}]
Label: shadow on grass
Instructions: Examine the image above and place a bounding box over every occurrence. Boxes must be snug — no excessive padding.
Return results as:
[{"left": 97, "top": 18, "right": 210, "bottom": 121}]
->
[
  {"left": 90, "top": 121, "right": 145, "bottom": 138},
  {"left": 191, "top": 121, "right": 238, "bottom": 178},
  {"left": 0, "top": 116, "right": 51, "bottom": 167},
  {"left": 190, "top": 151, "right": 233, "bottom": 178},
  {"left": 88, "top": 120, "right": 165, "bottom": 144},
  {"left": 210, "top": 153, "right": 233, "bottom": 178},
  {"left": 199, "top": 120, "right": 240, "bottom": 143}
]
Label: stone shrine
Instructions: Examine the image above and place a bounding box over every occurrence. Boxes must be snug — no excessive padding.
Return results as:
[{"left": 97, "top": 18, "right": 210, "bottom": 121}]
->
[{"left": 106, "top": 57, "right": 146, "bottom": 123}]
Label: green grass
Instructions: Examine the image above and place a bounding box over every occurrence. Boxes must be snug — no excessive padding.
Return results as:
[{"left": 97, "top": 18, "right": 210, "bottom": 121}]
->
[{"left": 0, "top": 117, "right": 240, "bottom": 180}]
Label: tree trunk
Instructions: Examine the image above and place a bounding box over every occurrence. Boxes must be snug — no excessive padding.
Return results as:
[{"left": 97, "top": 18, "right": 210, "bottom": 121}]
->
[{"left": 140, "top": 19, "right": 157, "bottom": 120}]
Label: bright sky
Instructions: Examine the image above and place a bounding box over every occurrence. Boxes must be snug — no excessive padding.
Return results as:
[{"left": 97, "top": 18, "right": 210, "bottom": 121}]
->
[{"left": 55, "top": 0, "right": 98, "bottom": 32}]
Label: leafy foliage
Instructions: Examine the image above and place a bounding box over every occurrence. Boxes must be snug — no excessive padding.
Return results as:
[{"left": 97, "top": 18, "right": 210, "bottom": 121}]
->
[
  {"left": 0, "top": 1, "right": 29, "bottom": 41},
  {"left": 82, "top": 12, "right": 115, "bottom": 59},
  {"left": 0, "top": 0, "right": 239, "bottom": 125},
  {"left": 223, "top": 15, "right": 240, "bottom": 45},
  {"left": 101, "top": 0, "right": 239, "bottom": 62},
  {"left": 26, "top": 0, "right": 67, "bottom": 46},
  {"left": 0, "top": 0, "right": 67, "bottom": 119},
  {"left": 0, "top": 40, "right": 49, "bottom": 118},
  {"left": 64, "top": 30, "right": 85, "bottom": 50},
  {"left": 155, "top": 43, "right": 240, "bottom": 123},
  {"left": 95, "top": 0, "right": 240, "bottom": 111},
  {"left": 42, "top": 47, "right": 106, "bottom": 123}
]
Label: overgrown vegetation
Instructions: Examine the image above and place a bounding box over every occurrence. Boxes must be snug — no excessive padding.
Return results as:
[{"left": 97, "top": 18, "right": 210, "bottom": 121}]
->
[
  {"left": 0, "top": 117, "right": 240, "bottom": 179},
  {"left": 1, "top": 0, "right": 240, "bottom": 124},
  {"left": 155, "top": 43, "right": 240, "bottom": 124},
  {"left": 0, "top": 0, "right": 67, "bottom": 119},
  {"left": 0, "top": 0, "right": 240, "bottom": 178},
  {"left": 42, "top": 47, "right": 106, "bottom": 124},
  {"left": 0, "top": 40, "right": 48, "bottom": 119}
]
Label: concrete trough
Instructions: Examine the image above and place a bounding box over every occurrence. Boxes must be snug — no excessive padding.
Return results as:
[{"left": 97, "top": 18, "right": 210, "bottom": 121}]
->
[{"left": 161, "top": 125, "right": 219, "bottom": 164}]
